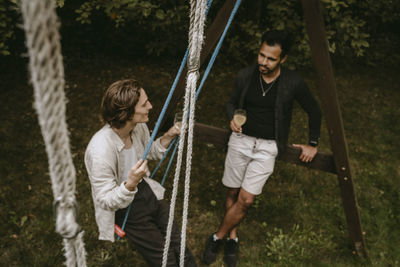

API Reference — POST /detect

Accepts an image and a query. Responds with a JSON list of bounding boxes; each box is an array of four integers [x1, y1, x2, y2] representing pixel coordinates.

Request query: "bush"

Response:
[[2, 0, 399, 67], [0, 0, 18, 56], [70, 0, 395, 67]]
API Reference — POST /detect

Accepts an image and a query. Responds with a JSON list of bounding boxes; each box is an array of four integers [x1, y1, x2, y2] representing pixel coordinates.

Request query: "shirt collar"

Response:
[[105, 124, 126, 152]]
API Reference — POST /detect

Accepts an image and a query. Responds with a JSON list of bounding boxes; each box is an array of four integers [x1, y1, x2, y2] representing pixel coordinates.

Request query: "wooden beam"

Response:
[[301, 0, 368, 257], [149, 0, 243, 130], [193, 123, 336, 174]]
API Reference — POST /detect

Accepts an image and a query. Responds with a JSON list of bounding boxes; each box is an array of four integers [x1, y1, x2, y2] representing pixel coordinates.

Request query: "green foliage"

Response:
[[265, 224, 337, 265], [321, 0, 370, 57], [223, 0, 373, 67], [2, 0, 399, 63], [74, 0, 189, 56], [68, 0, 391, 67], [56, 0, 65, 8], [0, 0, 18, 56]]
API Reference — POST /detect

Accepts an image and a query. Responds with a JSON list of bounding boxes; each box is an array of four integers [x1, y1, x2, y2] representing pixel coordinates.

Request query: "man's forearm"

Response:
[[160, 134, 175, 148]]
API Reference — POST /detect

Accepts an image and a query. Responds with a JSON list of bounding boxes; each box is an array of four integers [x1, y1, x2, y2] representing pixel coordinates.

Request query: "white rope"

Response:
[[180, 0, 207, 265], [20, 0, 87, 266], [161, 0, 208, 266]]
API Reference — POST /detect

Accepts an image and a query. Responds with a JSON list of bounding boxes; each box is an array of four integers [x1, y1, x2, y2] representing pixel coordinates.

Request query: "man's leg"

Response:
[[115, 180, 190, 267], [203, 188, 254, 265], [216, 188, 255, 239], [156, 200, 197, 267], [117, 203, 196, 267], [203, 134, 253, 265], [123, 222, 178, 267], [223, 188, 240, 239], [219, 141, 277, 238]]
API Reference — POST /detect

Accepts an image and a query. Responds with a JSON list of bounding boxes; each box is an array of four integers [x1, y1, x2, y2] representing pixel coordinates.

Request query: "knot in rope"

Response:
[[186, 68, 200, 77], [21, 0, 87, 265], [187, 54, 201, 73], [53, 196, 82, 239], [162, 1, 208, 266]]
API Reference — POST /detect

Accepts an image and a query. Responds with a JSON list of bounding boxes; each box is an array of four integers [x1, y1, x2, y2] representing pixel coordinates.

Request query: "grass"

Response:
[[0, 55, 399, 266]]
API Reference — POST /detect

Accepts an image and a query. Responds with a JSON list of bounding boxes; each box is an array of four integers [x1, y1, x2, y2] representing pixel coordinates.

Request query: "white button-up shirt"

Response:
[[84, 123, 166, 242]]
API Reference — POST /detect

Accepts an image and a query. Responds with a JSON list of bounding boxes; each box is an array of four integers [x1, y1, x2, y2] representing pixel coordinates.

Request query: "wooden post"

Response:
[[149, 0, 244, 129], [301, 0, 368, 257]]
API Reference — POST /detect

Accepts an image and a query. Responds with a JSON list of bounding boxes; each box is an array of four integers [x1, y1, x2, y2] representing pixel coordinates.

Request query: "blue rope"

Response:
[[180, 0, 243, 130], [118, 0, 243, 240], [118, 0, 215, 240], [150, 0, 243, 202], [141, 0, 214, 161], [149, 137, 177, 179], [161, 137, 180, 186], [196, 0, 242, 100]]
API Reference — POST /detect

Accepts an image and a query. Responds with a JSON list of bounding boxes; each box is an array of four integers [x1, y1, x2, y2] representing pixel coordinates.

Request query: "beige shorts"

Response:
[[222, 133, 278, 195]]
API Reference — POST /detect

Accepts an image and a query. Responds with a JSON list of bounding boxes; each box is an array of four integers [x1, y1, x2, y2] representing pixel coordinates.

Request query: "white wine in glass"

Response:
[[233, 109, 246, 133], [174, 111, 183, 129]]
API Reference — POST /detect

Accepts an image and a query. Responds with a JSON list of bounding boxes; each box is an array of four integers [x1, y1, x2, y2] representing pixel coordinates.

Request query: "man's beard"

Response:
[[258, 62, 280, 75]]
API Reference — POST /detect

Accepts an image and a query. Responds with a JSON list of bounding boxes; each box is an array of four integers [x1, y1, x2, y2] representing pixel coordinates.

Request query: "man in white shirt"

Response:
[[85, 79, 197, 266]]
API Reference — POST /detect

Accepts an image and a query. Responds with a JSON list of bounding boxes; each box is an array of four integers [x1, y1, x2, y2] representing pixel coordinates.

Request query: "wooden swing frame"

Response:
[[149, 0, 368, 258]]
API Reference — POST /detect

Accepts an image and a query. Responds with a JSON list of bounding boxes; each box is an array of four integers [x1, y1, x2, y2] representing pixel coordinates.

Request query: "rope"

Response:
[[141, 0, 213, 161], [149, 137, 178, 180], [150, 0, 242, 186], [160, 0, 242, 264], [20, 0, 86, 266], [180, 0, 208, 264], [118, 0, 214, 240], [196, 0, 243, 99], [160, 137, 180, 186], [162, 0, 208, 266]]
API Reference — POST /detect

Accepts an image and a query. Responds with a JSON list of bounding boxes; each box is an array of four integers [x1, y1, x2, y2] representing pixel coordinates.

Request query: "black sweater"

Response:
[[242, 73, 279, 139], [226, 64, 322, 155]]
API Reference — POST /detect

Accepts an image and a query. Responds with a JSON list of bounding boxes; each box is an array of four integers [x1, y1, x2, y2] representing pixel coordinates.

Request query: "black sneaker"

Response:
[[223, 239, 238, 267], [202, 234, 223, 265]]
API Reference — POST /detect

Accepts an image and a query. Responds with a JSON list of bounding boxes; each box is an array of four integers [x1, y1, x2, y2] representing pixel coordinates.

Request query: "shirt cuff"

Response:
[[122, 182, 138, 196], [154, 137, 167, 153]]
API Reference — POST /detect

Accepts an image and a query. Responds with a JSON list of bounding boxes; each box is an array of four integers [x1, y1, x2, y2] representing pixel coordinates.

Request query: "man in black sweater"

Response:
[[202, 30, 322, 266]]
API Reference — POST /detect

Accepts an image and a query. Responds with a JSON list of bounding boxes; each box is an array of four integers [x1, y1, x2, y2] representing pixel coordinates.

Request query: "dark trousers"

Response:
[[115, 180, 197, 267]]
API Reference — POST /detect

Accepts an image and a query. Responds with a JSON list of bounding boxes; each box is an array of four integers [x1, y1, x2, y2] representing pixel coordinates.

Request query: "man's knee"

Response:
[[237, 188, 256, 208], [237, 193, 255, 209], [226, 188, 240, 199]]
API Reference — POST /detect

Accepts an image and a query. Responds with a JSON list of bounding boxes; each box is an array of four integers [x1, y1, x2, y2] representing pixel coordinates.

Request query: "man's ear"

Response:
[[280, 55, 288, 64]]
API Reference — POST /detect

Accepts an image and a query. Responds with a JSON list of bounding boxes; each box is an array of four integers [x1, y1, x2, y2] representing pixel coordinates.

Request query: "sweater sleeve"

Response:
[[85, 153, 137, 212], [294, 80, 322, 145], [138, 123, 166, 161]]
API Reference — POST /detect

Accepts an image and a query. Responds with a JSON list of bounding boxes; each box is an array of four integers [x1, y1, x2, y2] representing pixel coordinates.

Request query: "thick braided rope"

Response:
[[180, 0, 207, 264], [63, 231, 87, 267], [20, 0, 86, 266], [161, 68, 191, 267], [161, 0, 207, 266]]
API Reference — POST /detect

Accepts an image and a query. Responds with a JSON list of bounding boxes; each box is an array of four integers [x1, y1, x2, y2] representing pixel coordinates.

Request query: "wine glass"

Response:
[[174, 111, 183, 130], [233, 109, 246, 136]]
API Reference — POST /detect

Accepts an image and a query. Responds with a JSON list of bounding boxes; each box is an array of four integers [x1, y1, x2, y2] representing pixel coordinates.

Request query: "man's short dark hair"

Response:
[[261, 30, 292, 58], [101, 79, 141, 129]]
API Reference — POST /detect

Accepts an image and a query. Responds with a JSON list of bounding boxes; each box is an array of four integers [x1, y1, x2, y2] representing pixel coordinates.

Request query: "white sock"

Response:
[[213, 234, 219, 242], [227, 237, 238, 242]]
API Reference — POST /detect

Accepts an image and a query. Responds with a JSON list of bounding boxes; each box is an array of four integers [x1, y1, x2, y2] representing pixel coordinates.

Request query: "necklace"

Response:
[[259, 74, 277, 96]]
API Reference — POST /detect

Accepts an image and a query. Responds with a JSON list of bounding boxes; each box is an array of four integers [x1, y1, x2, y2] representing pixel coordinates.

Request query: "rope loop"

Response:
[[186, 68, 200, 76], [53, 196, 83, 239]]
